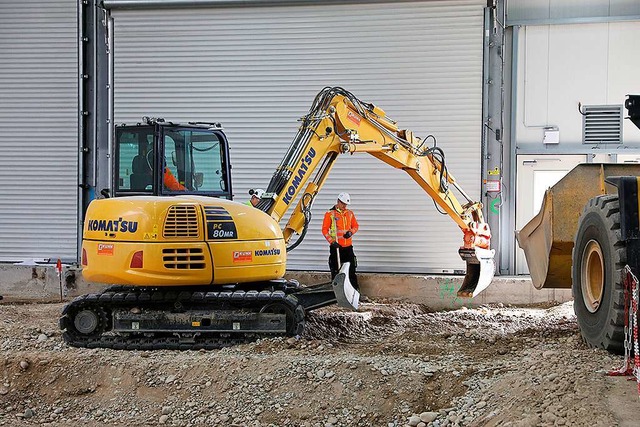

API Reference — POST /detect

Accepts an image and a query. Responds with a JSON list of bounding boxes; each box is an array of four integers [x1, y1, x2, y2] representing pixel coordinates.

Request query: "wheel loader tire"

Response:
[[571, 195, 626, 354]]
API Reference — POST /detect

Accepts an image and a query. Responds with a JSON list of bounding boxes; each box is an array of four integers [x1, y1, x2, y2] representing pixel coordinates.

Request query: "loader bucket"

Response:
[[457, 247, 496, 297], [516, 163, 640, 289], [332, 262, 360, 310]]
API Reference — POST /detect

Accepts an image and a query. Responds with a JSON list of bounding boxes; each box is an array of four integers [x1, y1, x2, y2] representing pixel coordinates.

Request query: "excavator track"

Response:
[[59, 286, 306, 350]]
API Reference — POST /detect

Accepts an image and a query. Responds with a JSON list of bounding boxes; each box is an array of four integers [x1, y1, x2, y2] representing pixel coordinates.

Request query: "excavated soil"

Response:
[[1, 299, 639, 426]]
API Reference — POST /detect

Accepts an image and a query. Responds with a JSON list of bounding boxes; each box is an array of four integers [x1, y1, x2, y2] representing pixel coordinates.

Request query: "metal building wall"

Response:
[[0, 0, 78, 261], [508, 0, 640, 22], [506, 1, 640, 274], [110, 0, 486, 273], [514, 21, 640, 149]]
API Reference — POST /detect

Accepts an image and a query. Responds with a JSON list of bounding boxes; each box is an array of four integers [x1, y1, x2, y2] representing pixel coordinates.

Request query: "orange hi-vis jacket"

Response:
[[322, 206, 359, 247], [164, 167, 186, 191]]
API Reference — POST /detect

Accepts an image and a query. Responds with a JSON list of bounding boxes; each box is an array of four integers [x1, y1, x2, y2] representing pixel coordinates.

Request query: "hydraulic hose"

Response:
[[285, 192, 314, 252]]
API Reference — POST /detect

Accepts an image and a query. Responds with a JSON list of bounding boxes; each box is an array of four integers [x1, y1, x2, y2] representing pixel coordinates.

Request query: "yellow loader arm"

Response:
[[256, 87, 495, 297]]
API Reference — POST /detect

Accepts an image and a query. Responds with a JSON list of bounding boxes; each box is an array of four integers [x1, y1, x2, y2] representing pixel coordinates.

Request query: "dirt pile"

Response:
[[0, 301, 639, 426]]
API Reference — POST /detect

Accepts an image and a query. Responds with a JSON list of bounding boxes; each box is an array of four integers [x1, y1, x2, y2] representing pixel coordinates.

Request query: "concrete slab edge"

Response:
[[0, 264, 572, 311]]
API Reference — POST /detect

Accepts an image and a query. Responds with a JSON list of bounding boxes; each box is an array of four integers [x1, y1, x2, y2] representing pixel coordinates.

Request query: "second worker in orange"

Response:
[[322, 192, 359, 290]]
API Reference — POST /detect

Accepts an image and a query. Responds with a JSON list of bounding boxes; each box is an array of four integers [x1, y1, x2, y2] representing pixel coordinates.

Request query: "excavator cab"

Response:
[[113, 118, 232, 198]]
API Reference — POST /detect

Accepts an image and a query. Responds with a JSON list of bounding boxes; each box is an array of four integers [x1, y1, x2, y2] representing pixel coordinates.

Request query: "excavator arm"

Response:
[[257, 87, 495, 297]]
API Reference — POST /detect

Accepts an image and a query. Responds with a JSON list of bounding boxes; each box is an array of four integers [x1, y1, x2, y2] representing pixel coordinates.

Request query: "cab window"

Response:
[[162, 129, 226, 193], [116, 127, 154, 193]]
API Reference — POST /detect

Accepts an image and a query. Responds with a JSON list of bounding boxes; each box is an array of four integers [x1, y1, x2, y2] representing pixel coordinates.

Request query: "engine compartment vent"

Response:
[[163, 247, 206, 269], [582, 104, 623, 144], [164, 205, 199, 238]]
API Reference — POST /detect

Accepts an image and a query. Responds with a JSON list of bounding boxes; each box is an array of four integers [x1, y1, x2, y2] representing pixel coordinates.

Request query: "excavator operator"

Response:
[[134, 141, 186, 192], [322, 192, 359, 290], [163, 165, 186, 191]]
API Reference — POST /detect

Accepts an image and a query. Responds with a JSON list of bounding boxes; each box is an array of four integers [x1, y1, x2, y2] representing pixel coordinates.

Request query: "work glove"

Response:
[[330, 241, 340, 249], [343, 231, 353, 239]]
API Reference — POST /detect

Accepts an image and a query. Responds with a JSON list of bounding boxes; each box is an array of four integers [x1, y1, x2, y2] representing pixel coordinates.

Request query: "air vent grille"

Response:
[[163, 205, 199, 238], [583, 104, 623, 144], [162, 248, 206, 269]]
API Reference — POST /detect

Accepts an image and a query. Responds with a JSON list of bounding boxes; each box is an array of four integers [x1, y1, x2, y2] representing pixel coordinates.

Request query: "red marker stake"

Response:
[[56, 259, 63, 302]]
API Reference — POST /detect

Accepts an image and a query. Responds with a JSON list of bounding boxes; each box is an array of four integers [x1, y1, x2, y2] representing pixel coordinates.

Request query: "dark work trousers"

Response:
[[328, 245, 359, 290]]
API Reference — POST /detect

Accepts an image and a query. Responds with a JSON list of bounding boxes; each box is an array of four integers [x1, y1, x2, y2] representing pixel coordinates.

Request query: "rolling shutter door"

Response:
[[111, 0, 485, 273], [0, 0, 78, 261]]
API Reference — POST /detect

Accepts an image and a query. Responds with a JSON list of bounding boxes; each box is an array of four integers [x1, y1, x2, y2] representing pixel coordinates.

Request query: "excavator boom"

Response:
[[257, 87, 495, 297]]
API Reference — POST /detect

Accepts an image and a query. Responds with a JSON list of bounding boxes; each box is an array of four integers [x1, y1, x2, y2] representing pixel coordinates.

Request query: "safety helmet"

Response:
[[249, 188, 265, 199], [337, 192, 351, 205]]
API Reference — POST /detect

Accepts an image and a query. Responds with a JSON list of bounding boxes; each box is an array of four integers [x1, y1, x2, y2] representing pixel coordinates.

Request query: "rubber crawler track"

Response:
[[59, 287, 306, 350]]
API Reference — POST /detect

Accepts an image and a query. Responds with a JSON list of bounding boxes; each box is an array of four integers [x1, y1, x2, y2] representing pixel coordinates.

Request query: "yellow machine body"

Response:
[[82, 195, 286, 286], [516, 163, 640, 289], [515, 96, 640, 354]]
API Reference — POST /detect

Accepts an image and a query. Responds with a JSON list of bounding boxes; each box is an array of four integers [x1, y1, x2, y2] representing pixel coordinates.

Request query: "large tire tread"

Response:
[[572, 195, 626, 354]]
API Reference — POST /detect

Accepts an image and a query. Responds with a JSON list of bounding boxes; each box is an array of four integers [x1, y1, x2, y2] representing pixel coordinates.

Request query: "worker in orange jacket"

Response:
[[322, 192, 359, 289], [164, 167, 186, 191]]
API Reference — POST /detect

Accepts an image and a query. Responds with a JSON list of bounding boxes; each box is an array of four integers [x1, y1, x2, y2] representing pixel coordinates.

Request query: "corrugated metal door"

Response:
[[0, 0, 78, 261], [111, 0, 485, 273]]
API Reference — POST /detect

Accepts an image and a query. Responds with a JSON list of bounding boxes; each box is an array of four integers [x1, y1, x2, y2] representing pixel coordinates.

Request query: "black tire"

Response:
[[571, 195, 626, 353]]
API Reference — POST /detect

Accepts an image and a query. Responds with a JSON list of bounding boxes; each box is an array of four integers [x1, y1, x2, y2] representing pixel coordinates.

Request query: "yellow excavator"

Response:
[[60, 87, 494, 350]]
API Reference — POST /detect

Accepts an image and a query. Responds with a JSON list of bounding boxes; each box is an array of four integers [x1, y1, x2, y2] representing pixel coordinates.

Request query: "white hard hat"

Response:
[[250, 188, 265, 199], [337, 192, 351, 205]]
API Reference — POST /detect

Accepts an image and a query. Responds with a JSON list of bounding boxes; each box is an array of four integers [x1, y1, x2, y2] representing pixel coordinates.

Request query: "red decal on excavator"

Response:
[[233, 251, 252, 263], [97, 243, 114, 256], [347, 110, 361, 126]]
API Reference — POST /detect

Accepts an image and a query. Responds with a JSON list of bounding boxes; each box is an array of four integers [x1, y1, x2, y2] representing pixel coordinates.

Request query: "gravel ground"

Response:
[[1, 299, 639, 426]]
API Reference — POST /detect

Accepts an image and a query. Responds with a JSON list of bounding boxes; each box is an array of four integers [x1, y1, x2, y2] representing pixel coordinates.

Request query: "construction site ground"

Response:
[[1, 299, 639, 427]]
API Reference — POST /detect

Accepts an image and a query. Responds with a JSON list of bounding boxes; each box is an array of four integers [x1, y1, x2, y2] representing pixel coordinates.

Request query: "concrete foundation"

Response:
[[287, 271, 572, 309], [0, 264, 571, 310]]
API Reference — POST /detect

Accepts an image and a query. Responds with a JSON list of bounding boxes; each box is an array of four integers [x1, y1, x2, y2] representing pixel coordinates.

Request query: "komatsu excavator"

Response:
[[60, 87, 494, 350]]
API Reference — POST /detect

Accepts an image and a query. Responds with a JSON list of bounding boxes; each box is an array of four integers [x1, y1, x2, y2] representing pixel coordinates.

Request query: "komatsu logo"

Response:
[[282, 147, 316, 205], [254, 249, 281, 257], [87, 218, 138, 233]]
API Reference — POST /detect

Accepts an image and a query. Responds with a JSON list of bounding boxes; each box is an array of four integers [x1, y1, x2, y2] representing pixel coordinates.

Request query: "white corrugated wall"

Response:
[[0, 0, 78, 261], [111, 0, 485, 273]]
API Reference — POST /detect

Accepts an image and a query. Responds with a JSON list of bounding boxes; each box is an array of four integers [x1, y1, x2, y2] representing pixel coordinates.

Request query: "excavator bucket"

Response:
[[332, 262, 360, 310], [457, 247, 496, 297]]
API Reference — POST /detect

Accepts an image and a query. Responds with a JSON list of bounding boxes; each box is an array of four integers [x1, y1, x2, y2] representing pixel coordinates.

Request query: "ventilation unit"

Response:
[[582, 104, 623, 144], [163, 205, 199, 238]]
